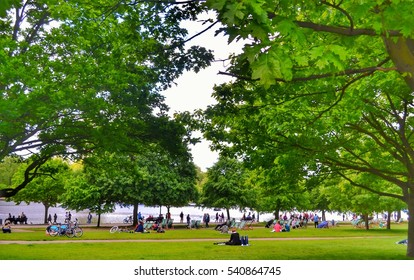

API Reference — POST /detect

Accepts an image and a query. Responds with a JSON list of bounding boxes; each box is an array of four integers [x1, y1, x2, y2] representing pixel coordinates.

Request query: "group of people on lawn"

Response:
[[133, 212, 167, 233]]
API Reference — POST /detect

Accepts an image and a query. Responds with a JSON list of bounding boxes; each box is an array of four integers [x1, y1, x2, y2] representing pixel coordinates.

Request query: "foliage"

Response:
[[0, 0, 213, 197], [0, 155, 21, 188], [8, 157, 70, 223], [201, 0, 414, 257], [200, 156, 256, 218], [62, 147, 199, 226]]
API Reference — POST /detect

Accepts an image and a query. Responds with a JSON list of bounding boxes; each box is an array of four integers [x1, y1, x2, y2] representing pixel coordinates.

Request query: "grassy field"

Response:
[[0, 222, 411, 260]]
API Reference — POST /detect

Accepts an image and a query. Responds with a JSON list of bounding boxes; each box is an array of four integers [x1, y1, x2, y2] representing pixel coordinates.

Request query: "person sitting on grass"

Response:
[[272, 221, 283, 232], [317, 220, 329, 229], [214, 229, 242, 246], [226, 229, 242, 245], [134, 221, 149, 233], [282, 223, 290, 232], [2, 221, 11, 233], [265, 219, 274, 228], [215, 219, 230, 231]]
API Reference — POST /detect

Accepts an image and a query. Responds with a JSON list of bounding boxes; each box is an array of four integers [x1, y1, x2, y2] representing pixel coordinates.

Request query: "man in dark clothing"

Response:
[[214, 229, 242, 246], [225, 230, 242, 245]]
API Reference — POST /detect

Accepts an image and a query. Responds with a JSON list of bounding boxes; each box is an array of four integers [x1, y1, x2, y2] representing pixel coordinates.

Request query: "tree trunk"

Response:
[[387, 210, 391, 230], [226, 207, 230, 220], [274, 209, 280, 220], [132, 202, 138, 226], [384, 37, 414, 91], [43, 204, 49, 224], [97, 212, 101, 227], [406, 197, 414, 258], [321, 210, 326, 221], [363, 213, 369, 230]]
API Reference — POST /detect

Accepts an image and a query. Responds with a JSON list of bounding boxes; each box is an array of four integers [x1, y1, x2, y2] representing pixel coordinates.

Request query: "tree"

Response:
[[201, 0, 414, 257], [0, 0, 213, 197], [61, 156, 118, 227], [142, 150, 199, 214], [200, 156, 255, 219], [8, 157, 69, 224]]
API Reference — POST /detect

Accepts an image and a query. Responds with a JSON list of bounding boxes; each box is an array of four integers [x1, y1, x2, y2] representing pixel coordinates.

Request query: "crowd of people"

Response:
[[5, 212, 28, 225]]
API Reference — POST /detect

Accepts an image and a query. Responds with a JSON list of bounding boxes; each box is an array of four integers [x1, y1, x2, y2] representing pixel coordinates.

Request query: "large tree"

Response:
[[0, 0, 213, 197], [200, 0, 414, 257], [200, 156, 256, 220], [9, 157, 70, 224]]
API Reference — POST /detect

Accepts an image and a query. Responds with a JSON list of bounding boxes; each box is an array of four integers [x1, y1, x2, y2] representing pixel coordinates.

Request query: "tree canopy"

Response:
[[198, 0, 414, 257], [200, 156, 256, 219], [0, 0, 213, 197]]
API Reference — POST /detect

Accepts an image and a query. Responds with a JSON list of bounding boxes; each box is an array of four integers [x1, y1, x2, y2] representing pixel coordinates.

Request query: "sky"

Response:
[[163, 17, 243, 171]]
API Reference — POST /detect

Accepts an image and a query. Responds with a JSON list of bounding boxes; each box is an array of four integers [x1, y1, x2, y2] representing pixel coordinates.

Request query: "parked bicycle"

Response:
[[46, 223, 74, 237], [71, 218, 83, 237], [46, 219, 83, 238], [123, 215, 133, 224], [110, 225, 133, 233]]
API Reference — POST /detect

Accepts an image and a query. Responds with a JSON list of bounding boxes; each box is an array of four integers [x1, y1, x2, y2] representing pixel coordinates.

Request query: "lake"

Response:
[[0, 199, 275, 225]]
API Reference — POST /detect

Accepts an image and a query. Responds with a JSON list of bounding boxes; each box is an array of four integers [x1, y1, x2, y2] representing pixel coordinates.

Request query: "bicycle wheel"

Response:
[[74, 227, 83, 237], [65, 228, 75, 238], [49, 226, 59, 237], [110, 226, 119, 233]]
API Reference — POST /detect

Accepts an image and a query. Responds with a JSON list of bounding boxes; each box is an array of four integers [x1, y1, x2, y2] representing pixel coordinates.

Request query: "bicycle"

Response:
[[109, 225, 133, 233], [123, 215, 133, 224], [47, 223, 74, 238], [46, 219, 83, 238], [70, 218, 83, 237]]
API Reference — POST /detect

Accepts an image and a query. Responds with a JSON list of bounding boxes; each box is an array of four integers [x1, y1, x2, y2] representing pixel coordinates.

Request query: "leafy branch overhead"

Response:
[[208, 0, 414, 89], [0, 0, 213, 197], [199, 0, 414, 258]]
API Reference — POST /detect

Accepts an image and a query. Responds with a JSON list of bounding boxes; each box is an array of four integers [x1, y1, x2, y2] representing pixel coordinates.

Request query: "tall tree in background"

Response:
[[63, 143, 198, 227], [142, 149, 199, 216], [0, 0, 213, 197], [200, 157, 256, 219], [202, 0, 414, 257]]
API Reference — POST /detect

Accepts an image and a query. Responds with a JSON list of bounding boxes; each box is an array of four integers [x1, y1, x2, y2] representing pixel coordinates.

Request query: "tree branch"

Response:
[[320, 0, 354, 31], [338, 172, 404, 201], [218, 58, 395, 83], [267, 13, 401, 37]]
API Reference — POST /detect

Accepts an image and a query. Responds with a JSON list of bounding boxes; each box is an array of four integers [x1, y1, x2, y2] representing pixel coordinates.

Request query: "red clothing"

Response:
[[273, 223, 282, 232]]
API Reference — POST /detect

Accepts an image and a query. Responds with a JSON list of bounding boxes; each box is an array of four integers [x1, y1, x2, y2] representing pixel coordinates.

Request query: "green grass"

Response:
[[0, 223, 410, 260]]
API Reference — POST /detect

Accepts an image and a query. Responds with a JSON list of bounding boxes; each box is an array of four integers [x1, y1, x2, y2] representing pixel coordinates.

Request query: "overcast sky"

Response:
[[163, 16, 243, 171]]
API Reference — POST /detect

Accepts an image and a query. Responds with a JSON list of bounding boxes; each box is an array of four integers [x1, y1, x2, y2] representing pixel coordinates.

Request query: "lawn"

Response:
[[0, 222, 410, 260]]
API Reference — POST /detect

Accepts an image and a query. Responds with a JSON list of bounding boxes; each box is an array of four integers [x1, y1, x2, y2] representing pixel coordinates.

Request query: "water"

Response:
[[3, 199, 397, 226], [0, 199, 274, 225]]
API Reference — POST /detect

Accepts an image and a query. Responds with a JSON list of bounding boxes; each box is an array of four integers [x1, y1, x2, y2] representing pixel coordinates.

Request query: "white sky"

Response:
[[163, 17, 243, 171]]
